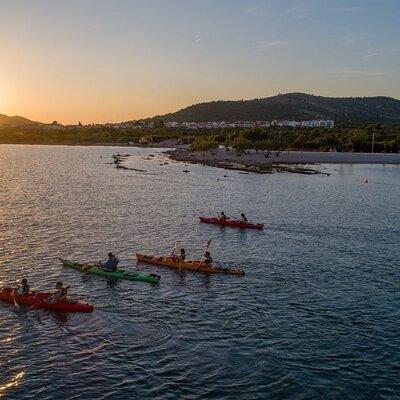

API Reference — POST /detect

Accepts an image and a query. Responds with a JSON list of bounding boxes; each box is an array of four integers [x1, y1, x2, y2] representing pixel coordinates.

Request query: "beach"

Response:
[[167, 148, 400, 174]]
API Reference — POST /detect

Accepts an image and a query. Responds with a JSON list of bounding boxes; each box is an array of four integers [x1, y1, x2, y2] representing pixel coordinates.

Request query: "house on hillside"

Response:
[[41, 121, 66, 130]]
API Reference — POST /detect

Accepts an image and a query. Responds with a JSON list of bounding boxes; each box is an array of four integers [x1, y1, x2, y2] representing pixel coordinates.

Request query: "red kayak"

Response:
[[199, 216, 264, 230], [0, 288, 93, 313]]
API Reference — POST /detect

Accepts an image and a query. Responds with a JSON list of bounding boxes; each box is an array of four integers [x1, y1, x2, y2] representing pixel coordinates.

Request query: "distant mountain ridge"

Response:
[[150, 93, 400, 124], [0, 113, 38, 127]]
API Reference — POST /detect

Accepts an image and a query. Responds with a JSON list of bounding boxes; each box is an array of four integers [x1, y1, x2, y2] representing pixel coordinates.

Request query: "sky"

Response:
[[0, 0, 399, 124]]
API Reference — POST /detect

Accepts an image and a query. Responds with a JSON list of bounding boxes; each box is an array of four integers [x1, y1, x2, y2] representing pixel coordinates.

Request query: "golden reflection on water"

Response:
[[0, 371, 25, 397]]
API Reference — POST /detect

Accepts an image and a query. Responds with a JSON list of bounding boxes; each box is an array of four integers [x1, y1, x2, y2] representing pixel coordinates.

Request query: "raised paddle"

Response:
[[199, 239, 212, 269], [170, 243, 183, 272], [113, 249, 127, 256], [171, 243, 178, 257]]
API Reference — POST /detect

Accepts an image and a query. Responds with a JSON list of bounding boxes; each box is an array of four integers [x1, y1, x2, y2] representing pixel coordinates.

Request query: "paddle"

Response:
[[12, 290, 21, 311], [170, 243, 183, 272], [28, 295, 52, 312], [113, 249, 127, 256], [28, 286, 70, 312], [11, 278, 21, 311], [200, 239, 212, 268], [170, 243, 178, 258]]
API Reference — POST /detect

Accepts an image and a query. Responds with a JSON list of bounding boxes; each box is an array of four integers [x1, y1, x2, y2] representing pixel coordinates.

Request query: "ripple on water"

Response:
[[0, 146, 399, 399]]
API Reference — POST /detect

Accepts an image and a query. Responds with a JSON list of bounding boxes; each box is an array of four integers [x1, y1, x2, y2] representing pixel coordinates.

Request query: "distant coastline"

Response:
[[0, 141, 168, 148], [2, 142, 400, 175], [166, 148, 400, 174]]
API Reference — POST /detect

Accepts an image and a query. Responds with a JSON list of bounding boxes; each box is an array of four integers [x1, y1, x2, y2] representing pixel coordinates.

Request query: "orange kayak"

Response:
[[136, 253, 245, 276]]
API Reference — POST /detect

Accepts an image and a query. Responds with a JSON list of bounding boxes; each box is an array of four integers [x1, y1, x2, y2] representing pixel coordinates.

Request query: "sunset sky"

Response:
[[1, 0, 399, 124]]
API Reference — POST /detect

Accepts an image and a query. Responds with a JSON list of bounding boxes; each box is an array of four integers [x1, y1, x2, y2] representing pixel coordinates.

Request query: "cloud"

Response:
[[244, 5, 272, 17], [335, 69, 387, 77], [256, 40, 285, 51], [336, 6, 366, 12], [289, 3, 312, 19], [363, 52, 380, 58]]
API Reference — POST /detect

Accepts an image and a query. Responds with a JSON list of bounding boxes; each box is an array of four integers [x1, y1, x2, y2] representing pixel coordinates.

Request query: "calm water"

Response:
[[0, 145, 399, 400]]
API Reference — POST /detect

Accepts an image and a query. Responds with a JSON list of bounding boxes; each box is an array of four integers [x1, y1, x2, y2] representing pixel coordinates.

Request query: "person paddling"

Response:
[[218, 212, 227, 220], [100, 252, 119, 272], [53, 282, 70, 303], [178, 248, 186, 262], [16, 278, 30, 295], [240, 213, 248, 222], [202, 251, 213, 268]]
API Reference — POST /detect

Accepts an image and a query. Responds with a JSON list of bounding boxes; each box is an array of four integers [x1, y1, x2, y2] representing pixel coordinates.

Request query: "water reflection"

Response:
[[0, 371, 25, 398]]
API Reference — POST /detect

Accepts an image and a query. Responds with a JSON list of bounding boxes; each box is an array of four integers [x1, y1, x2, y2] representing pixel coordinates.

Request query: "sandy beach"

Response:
[[167, 148, 400, 174]]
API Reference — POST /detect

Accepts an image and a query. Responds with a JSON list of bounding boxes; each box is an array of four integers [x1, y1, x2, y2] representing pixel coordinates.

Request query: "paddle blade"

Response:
[[13, 297, 21, 311]]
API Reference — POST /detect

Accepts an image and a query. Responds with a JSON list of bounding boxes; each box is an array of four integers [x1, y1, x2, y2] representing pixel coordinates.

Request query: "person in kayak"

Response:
[[218, 212, 227, 220], [178, 248, 186, 262], [100, 252, 119, 272], [171, 248, 185, 263], [53, 282, 70, 303], [202, 251, 213, 268], [16, 278, 30, 295], [240, 213, 248, 222]]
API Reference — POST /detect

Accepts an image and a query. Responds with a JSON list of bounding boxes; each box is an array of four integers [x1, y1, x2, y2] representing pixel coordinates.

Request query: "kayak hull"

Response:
[[0, 288, 93, 313], [136, 253, 245, 276], [60, 258, 160, 284], [199, 216, 263, 230]]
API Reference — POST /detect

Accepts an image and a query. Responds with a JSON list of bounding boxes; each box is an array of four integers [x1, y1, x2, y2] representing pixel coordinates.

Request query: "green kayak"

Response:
[[59, 258, 160, 284]]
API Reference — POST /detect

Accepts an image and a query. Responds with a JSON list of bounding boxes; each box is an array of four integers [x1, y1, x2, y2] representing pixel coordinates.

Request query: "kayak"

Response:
[[0, 287, 93, 313], [136, 253, 245, 276], [199, 216, 264, 230], [60, 258, 160, 284]]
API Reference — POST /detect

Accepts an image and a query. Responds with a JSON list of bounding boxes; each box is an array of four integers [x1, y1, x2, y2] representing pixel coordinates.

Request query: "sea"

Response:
[[0, 145, 399, 399]]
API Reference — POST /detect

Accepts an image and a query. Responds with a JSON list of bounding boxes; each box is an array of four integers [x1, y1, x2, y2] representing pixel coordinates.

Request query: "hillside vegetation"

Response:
[[150, 93, 400, 124], [0, 123, 399, 153], [0, 113, 38, 127]]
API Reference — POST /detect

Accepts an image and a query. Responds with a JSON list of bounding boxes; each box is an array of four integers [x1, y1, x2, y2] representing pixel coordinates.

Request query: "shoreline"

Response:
[[1, 140, 400, 163], [166, 148, 400, 175], [0, 141, 174, 148]]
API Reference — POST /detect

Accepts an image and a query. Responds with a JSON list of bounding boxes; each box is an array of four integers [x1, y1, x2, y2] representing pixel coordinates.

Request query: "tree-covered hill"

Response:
[[150, 93, 400, 124], [0, 113, 38, 127]]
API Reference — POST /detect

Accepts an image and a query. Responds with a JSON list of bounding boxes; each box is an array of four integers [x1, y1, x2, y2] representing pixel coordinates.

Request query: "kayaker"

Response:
[[16, 278, 30, 295], [202, 251, 213, 268], [240, 213, 248, 222], [53, 282, 70, 302], [218, 212, 227, 220], [101, 252, 119, 272], [178, 248, 186, 262]]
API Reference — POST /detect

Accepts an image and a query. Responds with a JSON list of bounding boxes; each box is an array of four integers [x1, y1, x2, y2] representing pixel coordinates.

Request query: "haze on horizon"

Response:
[[1, 0, 399, 125]]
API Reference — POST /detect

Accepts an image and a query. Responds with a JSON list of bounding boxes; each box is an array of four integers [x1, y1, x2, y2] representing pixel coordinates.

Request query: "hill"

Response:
[[150, 93, 400, 124], [0, 113, 38, 127]]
